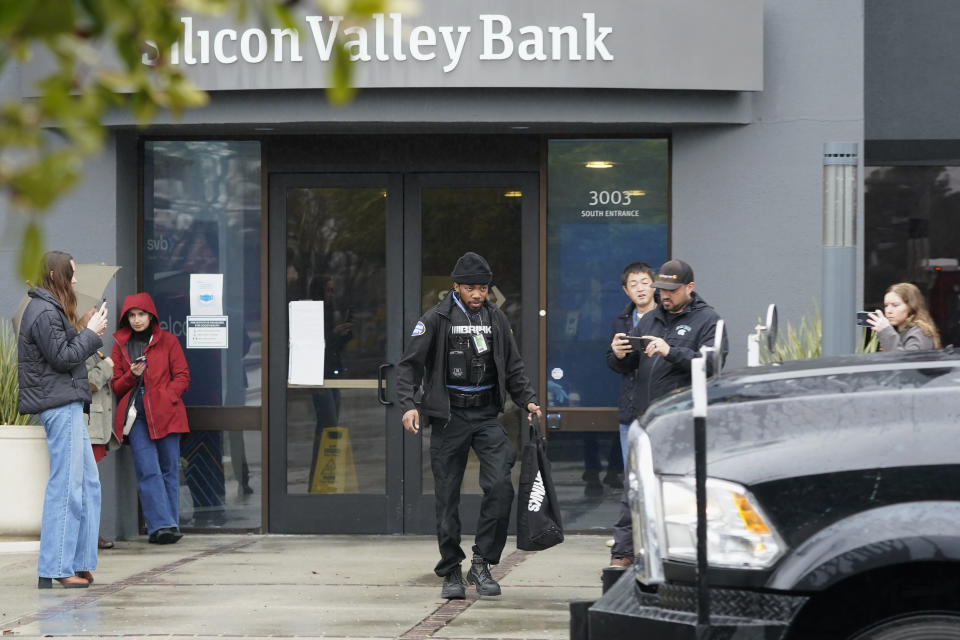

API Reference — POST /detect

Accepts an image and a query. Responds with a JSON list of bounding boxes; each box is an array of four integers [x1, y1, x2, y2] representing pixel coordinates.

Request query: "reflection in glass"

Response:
[[179, 430, 261, 529], [143, 140, 262, 531], [284, 187, 387, 494], [546, 139, 669, 532], [419, 187, 523, 495], [286, 389, 386, 494], [421, 188, 523, 333], [546, 139, 669, 409], [143, 140, 262, 407], [865, 166, 960, 345]]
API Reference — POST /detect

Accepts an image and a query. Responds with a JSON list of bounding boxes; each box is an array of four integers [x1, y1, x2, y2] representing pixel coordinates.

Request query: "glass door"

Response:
[[268, 173, 404, 533], [268, 171, 538, 534], [401, 173, 540, 534]]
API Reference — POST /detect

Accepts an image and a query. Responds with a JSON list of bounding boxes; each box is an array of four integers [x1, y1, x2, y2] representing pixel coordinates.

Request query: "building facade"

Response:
[[1, 0, 869, 537]]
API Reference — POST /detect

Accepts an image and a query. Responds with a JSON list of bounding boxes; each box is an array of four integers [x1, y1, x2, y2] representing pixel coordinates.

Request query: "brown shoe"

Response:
[[75, 571, 94, 584], [609, 556, 633, 568], [98, 536, 114, 549]]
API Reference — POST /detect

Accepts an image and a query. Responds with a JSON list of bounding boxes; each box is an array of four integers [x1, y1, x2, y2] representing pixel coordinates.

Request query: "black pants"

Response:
[[611, 477, 633, 558], [431, 404, 517, 578]]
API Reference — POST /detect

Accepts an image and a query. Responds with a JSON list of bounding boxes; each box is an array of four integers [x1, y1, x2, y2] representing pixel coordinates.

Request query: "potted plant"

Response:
[[0, 317, 48, 545]]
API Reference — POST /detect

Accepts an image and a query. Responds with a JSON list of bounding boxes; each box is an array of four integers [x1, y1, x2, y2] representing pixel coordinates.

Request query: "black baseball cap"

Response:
[[652, 259, 694, 290]]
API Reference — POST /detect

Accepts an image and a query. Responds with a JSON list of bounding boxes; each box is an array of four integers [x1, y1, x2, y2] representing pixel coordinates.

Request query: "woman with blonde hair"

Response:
[[867, 282, 941, 351]]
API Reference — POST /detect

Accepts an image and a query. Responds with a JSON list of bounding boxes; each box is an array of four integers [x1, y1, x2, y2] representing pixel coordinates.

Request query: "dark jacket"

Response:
[[110, 292, 190, 440], [17, 287, 103, 414], [609, 291, 726, 419], [396, 291, 537, 424], [607, 301, 647, 424]]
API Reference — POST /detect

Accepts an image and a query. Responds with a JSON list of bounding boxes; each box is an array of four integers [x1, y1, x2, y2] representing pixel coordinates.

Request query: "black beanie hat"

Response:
[[450, 252, 493, 284]]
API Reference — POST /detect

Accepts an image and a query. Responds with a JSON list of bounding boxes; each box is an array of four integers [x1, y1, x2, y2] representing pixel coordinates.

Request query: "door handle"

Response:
[[378, 363, 394, 405]]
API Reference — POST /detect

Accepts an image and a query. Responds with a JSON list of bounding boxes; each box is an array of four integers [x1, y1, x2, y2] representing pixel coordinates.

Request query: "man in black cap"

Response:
[[606, 258, 726, 568], [397, 251, 541, 600]]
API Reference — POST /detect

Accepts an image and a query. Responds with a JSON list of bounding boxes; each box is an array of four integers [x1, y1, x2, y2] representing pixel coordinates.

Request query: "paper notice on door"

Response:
[[190, 274, 224, 315], [288, 300, 325, 385]]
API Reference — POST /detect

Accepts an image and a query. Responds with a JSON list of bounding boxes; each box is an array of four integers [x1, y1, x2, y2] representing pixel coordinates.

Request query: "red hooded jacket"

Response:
[[110, 292, 190, 441]]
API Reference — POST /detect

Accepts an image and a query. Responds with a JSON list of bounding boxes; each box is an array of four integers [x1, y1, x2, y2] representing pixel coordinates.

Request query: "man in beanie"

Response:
[[607, 258, 726, 569], [397, 251, 541, 600]]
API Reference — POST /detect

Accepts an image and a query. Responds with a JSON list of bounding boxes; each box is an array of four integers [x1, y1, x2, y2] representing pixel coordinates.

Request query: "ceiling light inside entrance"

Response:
[[585, 161, 614, 169], [504, 191, 523, 198]]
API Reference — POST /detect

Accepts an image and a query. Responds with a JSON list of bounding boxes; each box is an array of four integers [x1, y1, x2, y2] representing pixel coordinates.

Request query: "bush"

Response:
[[0, 319, 32, 425], [762, 305, 878, 363]]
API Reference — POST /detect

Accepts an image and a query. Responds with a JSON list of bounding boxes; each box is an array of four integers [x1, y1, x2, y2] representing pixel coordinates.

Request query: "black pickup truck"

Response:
[[579, 349, 960, 640]]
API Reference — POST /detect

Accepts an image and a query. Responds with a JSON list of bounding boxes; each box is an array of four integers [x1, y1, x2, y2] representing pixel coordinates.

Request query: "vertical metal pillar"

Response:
[[821, 142, 859, 356]]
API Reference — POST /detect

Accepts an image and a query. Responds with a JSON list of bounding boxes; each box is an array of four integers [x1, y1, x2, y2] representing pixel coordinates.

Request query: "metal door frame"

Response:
[[401, 172, 540, 534], [267, 172, 404, 533]]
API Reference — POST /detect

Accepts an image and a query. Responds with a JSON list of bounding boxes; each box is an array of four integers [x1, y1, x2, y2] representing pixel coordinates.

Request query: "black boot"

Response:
[[441, 565, 465, 599], [467, 553, 501, 596]]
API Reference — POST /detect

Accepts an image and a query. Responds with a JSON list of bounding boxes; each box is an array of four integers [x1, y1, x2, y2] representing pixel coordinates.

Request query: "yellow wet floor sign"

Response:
[[310, 427, 358, 493]]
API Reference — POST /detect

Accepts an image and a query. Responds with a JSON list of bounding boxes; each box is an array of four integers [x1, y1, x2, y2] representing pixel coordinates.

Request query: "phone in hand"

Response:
[[856, 311, 871, 327], [134, 355, 147, 364], [627, 336, 652, 351]]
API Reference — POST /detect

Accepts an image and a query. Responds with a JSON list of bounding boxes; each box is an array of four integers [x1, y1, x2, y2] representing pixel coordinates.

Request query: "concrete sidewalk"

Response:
[[0, 534, 605, 639]]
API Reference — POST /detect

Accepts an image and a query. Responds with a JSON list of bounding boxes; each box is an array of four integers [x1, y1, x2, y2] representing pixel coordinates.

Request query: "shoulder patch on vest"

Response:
[[411, 321, 426, 336]]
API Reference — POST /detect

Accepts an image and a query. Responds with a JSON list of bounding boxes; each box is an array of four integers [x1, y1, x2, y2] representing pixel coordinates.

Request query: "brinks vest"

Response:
[[446, 304, 496, 388]]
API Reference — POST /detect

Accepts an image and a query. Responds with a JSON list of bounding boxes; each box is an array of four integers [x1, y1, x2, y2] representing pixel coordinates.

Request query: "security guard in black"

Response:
[[397, 251, 541, 599]]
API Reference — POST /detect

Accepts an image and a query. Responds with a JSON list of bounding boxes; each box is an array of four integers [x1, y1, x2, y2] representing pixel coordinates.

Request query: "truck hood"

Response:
[[642, 351, 960, 487]]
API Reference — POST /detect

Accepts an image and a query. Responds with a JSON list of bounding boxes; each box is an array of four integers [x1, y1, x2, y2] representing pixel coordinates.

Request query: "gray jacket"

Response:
[[17, 287, 102, 414], [878, 324, 935, 352]]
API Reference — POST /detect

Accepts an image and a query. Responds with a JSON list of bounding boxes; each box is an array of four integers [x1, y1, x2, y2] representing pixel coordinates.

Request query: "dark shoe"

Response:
[[584, 479, 604, 497], [610, 556, 633, 568], [467, 553, 501, 596], [98, 536, 114, 549], [441, 565, 465, 599], [149, 528, 184, 544], [582, 469, 604, 496], [603, 471, 623, 488], [38, 576, 89, 589], [75, 571, 94, 584]]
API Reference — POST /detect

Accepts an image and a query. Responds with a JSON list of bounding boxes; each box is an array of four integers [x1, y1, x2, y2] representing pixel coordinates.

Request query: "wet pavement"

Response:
[[0, 534, 605, 639]]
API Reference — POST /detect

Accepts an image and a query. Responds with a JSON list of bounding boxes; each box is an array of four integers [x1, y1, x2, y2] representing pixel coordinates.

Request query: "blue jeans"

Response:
[[619, 423, 631, 469], [38, 402, 101, 578], [128, 413, 181, 534]]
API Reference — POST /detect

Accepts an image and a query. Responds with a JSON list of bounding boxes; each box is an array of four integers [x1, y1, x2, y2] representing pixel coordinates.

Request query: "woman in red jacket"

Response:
[[110, 293, 190, 544]]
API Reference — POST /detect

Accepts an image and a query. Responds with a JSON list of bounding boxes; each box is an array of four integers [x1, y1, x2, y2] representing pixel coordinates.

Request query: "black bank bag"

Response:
[[516, 416, 564, 551]]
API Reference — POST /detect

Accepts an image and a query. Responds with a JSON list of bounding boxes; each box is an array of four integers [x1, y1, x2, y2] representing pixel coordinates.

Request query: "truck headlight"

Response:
[[661, 477, 784, 568]]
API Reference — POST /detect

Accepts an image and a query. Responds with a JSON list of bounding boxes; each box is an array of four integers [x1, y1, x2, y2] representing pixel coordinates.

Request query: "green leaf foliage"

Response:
[[17, 223, 44, 287], [0, 318, 33, 426], [3, 0, 395, 280], [761, 303, 879, 363]]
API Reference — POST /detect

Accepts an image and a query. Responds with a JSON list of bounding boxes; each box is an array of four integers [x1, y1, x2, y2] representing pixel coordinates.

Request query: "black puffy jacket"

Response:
[[17, 287, 102, 415]]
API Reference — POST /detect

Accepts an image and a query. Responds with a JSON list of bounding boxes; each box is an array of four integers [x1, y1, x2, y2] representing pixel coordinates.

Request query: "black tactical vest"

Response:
[[446, 304, 496, 388]]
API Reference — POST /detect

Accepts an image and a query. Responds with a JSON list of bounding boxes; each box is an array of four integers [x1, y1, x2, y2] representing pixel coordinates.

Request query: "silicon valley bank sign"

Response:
[[141, 0, 763, 92], [144, 14, 614, 73]]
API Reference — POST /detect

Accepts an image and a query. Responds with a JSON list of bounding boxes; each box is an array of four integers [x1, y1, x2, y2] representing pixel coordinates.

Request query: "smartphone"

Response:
[[856, 311, 871, 327], [627, 336, 652, 351], [134, 355, 147, 363]]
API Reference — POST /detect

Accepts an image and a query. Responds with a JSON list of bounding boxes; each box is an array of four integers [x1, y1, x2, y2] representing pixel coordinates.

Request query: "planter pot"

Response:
[[0, 424, 49, 538]]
